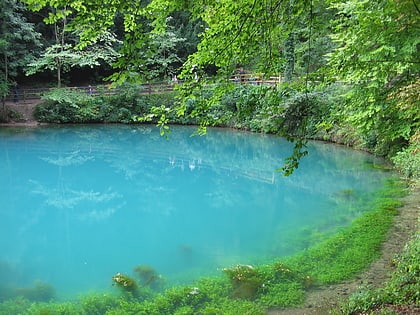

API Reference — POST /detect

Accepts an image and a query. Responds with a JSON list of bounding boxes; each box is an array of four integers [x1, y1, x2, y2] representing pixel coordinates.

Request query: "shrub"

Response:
[[34, 85, 177, 124], [392, 131, 420, 180]]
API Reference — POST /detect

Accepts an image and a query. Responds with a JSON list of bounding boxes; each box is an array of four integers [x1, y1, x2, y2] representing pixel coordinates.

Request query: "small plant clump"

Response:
[[133, 265, 164, 290], [223, 264, 266, 299], [112, 272, 138, 295], [272, 262, 314, 288]]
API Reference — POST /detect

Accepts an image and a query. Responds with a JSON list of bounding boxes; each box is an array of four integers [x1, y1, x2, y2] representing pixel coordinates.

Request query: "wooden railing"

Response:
[[4, 76, 281, 103], [4, 82, 177, 103]]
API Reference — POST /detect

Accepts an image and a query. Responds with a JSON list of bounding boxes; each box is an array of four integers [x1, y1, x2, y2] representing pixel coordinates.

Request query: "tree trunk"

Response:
[[57, 58, 61, 88], [283, 0, 296, 83], [284, 32, 295, 82], [2, 52, 9, 121]]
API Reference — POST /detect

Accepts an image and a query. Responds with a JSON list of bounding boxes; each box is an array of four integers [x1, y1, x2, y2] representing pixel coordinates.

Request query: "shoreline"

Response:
[[267, 184, 419, 315]]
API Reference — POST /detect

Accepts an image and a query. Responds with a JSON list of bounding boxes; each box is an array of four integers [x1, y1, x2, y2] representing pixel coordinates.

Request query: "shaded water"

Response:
[[0, 125, 391, 299]]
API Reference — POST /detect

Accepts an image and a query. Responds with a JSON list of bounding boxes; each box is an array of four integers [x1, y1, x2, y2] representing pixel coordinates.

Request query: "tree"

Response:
[[327, 0, 420, 156], [144, 18, 186, 81], [24, 4, 121, 87], [26, 31, 121, 87], [21, 0, 311, 81], [20, 0, 323, 174], [20, 0, 419, 175], [0, 0, 41, 119]]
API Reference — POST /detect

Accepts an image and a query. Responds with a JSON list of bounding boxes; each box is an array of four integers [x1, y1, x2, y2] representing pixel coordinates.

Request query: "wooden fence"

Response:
[[4, 76, 281, 104], [4, 82, 177, 103]]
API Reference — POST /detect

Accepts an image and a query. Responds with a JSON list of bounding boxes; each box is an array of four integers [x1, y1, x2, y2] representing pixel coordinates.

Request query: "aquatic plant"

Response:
[[335, 188, 355, 200], [272, 262, 298, 282], [222, 264, 266, 299], [133, 265, 163, 289], [112, 272, 138, 295], [14, 281, 55, 302], [25, 301, 81, 315], [80, 293, 122, 314], [0, 297, 32, 314], [283, 179, 406, 285], [272, 262, 314, 288], [256, 282, 305, 308]]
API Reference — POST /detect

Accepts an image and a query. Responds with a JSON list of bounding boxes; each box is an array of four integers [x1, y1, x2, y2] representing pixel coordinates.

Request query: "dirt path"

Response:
[[0, 100, 42, 126], [267, 184, 419, 315]]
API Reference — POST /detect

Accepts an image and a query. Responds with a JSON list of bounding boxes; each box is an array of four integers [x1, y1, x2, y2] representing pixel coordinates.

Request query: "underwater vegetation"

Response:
[[112, 272, 139, 296], [334, 188, 356, 200], [272, 262, 314, 288], [0, 178, 408, 314], [223, 264, 265, 299], [111, 265, 164, 300], [0, 280, 55, 303], [133, 265, 164, 290]]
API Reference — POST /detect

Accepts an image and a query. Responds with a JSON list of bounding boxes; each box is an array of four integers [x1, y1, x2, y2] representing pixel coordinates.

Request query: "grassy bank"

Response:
[[333, 183, 419, 315], [334, 234, 419, 315]]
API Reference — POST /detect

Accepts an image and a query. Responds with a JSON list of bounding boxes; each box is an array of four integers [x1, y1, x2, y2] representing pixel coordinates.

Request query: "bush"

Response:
[[392, 131, 420, 180], [34, 85, 177, 124]]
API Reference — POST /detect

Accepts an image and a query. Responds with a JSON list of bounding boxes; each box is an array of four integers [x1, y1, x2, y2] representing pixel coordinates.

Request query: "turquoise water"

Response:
[[0, 125, 390, 299]]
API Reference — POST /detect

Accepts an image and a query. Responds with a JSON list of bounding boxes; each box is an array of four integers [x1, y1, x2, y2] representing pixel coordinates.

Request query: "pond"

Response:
[[0, 125, 391, 299]]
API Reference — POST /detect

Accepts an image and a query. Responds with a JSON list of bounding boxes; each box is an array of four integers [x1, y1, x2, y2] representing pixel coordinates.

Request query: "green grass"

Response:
[[334, 233, 419, 315], [0, 178, 408, 315], [283, 193, 404, 285]]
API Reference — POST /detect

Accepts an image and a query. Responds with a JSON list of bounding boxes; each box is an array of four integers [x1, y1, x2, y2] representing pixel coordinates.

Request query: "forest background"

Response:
[[1, 0, 419, 179]]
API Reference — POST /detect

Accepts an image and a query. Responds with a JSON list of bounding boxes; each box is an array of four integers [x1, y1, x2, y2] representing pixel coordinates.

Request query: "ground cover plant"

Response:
[[334, 233, 419, 315], [0, 178, 408, 314]]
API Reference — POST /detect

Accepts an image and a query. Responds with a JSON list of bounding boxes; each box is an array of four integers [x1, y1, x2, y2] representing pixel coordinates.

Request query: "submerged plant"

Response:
[[133, 265, 163, 290], [14, 281, 55, 302], [272, 262, 314, 288], [0, 179, 406, 313], [112, 272, 138, 295], [223, 265, 266, 300], [335, 189, 355, 199]]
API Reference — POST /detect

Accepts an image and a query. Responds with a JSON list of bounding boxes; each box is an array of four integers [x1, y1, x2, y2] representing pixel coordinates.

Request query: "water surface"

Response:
[[0, 125, 391, 299]]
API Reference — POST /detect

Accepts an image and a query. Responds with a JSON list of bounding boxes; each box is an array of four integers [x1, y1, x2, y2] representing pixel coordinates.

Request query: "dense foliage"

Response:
[[34, 85, 177, 124]]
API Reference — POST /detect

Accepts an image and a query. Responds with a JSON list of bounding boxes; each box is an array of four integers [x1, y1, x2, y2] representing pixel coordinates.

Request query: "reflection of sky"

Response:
[[0, 125, 393, 298]]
